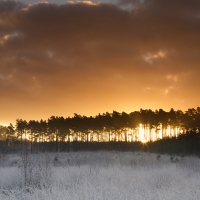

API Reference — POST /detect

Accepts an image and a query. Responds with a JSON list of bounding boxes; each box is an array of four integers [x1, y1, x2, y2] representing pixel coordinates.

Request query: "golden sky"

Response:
[[0, 0, 200, 125]]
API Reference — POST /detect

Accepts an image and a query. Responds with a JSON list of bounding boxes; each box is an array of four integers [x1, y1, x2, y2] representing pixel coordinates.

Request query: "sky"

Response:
[[0, 0, 200, 126]]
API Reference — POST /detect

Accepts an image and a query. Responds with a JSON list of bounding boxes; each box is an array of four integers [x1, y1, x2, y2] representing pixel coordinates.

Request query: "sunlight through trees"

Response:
[[1, 107, 200, 153]]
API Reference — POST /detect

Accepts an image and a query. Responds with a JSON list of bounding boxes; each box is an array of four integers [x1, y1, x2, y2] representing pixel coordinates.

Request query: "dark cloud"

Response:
[[0, 0, 200, 124]]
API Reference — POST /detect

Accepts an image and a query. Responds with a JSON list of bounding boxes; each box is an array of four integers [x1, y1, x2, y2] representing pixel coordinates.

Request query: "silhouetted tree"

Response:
[[16, 119, 28, 149]]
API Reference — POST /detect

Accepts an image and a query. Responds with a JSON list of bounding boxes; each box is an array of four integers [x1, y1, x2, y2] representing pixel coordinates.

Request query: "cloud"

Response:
[[67, 0, 99, 5], [0, 0, 200, 123], [143, 51, 167, 64]]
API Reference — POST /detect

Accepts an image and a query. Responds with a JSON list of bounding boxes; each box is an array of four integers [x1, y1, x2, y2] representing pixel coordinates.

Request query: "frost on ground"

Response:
[[0, 151, 200, 200]]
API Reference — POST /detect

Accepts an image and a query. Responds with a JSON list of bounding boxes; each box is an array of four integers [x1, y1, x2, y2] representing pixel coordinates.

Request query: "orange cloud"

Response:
[[0, 0, 200, 124]]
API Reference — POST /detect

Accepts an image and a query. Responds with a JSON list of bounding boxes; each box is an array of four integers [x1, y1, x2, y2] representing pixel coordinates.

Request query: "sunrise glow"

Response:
[[0, 0, 199, 132]]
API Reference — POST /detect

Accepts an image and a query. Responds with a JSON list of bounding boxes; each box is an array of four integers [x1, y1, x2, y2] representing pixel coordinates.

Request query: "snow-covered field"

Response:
[[0, 151, 200, 200]]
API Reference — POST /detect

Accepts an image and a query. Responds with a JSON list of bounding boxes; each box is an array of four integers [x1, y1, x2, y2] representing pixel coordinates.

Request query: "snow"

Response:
[[0, 151, 200, 199]]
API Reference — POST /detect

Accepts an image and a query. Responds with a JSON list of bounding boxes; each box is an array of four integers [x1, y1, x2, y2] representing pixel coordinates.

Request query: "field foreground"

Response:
[[0, 151, 200, 200]]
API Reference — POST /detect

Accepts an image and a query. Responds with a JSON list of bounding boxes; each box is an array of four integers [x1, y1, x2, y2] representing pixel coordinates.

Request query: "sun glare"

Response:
[[139, 123, 147, 143]]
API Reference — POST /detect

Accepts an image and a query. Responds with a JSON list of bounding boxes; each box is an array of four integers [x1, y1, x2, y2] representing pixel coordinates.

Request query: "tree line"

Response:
[[1, 107, 200, 154]]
